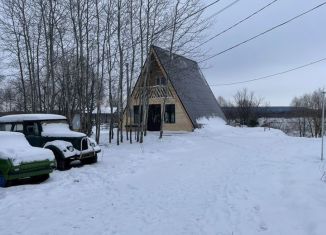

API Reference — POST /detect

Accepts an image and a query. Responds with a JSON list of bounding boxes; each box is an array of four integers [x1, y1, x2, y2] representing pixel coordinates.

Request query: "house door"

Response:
[[147, 104, 161, 131]]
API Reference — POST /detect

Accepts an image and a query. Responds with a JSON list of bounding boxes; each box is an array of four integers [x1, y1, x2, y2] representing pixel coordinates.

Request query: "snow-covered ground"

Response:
[[1, 119, 325, 235]]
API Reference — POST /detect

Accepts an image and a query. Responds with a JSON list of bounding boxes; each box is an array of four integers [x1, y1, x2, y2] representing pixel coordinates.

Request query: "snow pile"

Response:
[[196, 117, 228, 133], [1, 119, 326, 235], [197, 117, 287, 138], [42, 123, 86, 138], [197, 117, 226, 128], [0, 132, 54, 165]]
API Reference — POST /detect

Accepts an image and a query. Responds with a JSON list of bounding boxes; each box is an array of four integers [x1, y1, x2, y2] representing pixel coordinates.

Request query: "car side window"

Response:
[[25, 122, 40, 136], [0, 124, 12, 131], [13, 123, 24, 133]]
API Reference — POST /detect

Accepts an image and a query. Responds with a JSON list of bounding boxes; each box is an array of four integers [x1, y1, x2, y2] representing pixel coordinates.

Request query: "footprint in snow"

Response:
[[254, 205, 260, 212], [127, 184, 138, 191], [259, 222, 268, 231]]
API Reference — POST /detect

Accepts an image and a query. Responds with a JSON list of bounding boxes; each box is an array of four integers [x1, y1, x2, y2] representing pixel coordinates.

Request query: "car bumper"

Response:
[[67, 149, 101, 161], [7, 168, 53, 180]]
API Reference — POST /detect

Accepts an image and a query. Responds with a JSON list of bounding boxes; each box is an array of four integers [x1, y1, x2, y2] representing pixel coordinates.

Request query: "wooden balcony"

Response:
[[134, 85, 173, 99]]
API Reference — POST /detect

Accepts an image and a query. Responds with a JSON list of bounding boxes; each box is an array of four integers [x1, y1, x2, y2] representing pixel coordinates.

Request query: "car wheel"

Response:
[[33, 174, 50, 183], [50, 149, 70, 171], [56, 158, 70, 171], [0, 172, 8, 188]]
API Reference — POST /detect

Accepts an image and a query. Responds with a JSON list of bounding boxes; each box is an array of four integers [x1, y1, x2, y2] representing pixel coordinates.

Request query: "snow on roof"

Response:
[[92, 107, 117, 114], [0, 131, 55, 165], [0, 131, 25, 137], [0, 114, 67, 123]]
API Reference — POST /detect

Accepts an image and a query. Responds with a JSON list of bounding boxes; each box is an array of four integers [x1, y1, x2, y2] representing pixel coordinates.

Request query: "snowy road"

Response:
[[1, 119, 325, 235]]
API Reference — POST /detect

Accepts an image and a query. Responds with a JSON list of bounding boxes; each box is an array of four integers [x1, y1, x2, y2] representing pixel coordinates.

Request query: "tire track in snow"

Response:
[[210, 137, 270, 234]]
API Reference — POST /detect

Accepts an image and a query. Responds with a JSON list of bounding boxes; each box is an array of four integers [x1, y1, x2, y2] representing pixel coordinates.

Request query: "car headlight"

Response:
[[50, 161, 56, 168], [90, 142, 96, 148], [67, 146, 75, 152]]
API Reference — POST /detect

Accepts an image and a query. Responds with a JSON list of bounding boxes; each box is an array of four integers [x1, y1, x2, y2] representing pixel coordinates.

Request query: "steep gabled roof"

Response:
[[152, 46, 226, 127]]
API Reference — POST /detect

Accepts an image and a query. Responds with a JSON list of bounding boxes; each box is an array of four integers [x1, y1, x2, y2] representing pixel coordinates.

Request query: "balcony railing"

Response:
[[134, 85, 173, 99]]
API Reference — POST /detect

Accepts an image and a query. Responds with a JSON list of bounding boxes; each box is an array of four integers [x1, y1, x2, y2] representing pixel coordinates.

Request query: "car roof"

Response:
[[0, 114, 67, 123]]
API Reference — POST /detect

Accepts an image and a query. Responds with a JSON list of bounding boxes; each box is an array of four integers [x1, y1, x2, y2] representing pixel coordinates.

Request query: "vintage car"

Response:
[[0, 114, 101, 170], [0, 131, 55, 187]]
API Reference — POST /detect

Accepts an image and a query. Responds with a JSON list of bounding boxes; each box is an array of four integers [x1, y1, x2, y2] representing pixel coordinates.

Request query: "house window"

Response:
[[156, 76, 167, 86], [164, 104, 175, 123], [133, 105, 143, 124]]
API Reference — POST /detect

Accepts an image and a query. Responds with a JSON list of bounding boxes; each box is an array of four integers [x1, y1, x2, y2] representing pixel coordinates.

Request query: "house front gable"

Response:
[[124, 49, 194, 132]]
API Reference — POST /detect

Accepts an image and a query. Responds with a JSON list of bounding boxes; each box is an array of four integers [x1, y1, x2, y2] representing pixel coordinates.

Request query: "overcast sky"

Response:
[[200, 0, 326, 106]]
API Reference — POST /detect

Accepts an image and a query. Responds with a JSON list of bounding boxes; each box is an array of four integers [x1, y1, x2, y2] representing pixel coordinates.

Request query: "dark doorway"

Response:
[[147, 104, 161, 131]]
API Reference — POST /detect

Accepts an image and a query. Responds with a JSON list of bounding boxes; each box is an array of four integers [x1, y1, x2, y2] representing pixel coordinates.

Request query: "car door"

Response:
[[23, 121, 42, 147]]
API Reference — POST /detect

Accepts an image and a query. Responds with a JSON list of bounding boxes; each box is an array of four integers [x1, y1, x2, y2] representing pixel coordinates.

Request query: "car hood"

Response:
[[41, 130, 86, 138], [41, 123, 86, 138]]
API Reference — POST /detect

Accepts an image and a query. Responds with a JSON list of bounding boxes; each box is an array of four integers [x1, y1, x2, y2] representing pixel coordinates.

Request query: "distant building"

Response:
[[123, 45, 225, 132], [92, 106, 117, 124], [72, 106, 117, 130]]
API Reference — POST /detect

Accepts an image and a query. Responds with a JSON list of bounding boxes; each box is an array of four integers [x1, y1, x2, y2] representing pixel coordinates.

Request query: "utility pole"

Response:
[[321, 89, 325, 161]]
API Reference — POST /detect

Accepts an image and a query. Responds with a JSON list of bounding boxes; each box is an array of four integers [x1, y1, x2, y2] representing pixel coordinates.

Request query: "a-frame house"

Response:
[[124, 46, 225, 132]]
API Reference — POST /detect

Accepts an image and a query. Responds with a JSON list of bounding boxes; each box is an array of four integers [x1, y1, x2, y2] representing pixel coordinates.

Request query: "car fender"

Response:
[[44, 140, 77, 158]]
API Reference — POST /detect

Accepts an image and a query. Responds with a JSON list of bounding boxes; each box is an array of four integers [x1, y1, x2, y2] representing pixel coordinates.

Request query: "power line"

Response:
[[209, 57, 326, 87], [188, 0, 279, 53], [204, 0, 241, 23], [179, 0, 223, 24], [200, 1, 326, 63]]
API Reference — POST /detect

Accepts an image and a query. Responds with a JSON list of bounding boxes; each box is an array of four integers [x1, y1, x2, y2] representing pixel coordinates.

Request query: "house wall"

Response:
[[123, 58, 194, 132]]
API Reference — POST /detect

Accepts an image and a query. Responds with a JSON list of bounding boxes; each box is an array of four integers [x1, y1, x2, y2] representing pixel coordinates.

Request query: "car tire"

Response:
[[81, 154, 98, 165], [56, 158, 70, 171], [49, 148, 70, 171], [0, 172, 9, 187]]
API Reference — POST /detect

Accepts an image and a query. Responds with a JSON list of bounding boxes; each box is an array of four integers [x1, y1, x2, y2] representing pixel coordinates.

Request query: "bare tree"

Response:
[[0, 0, 216, 144], [233, 88, 263, 127], [291, 88, 324, 137]]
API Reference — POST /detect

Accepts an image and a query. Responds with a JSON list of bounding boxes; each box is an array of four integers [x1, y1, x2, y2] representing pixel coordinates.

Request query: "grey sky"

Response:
[[201, 0, 326, 105]]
